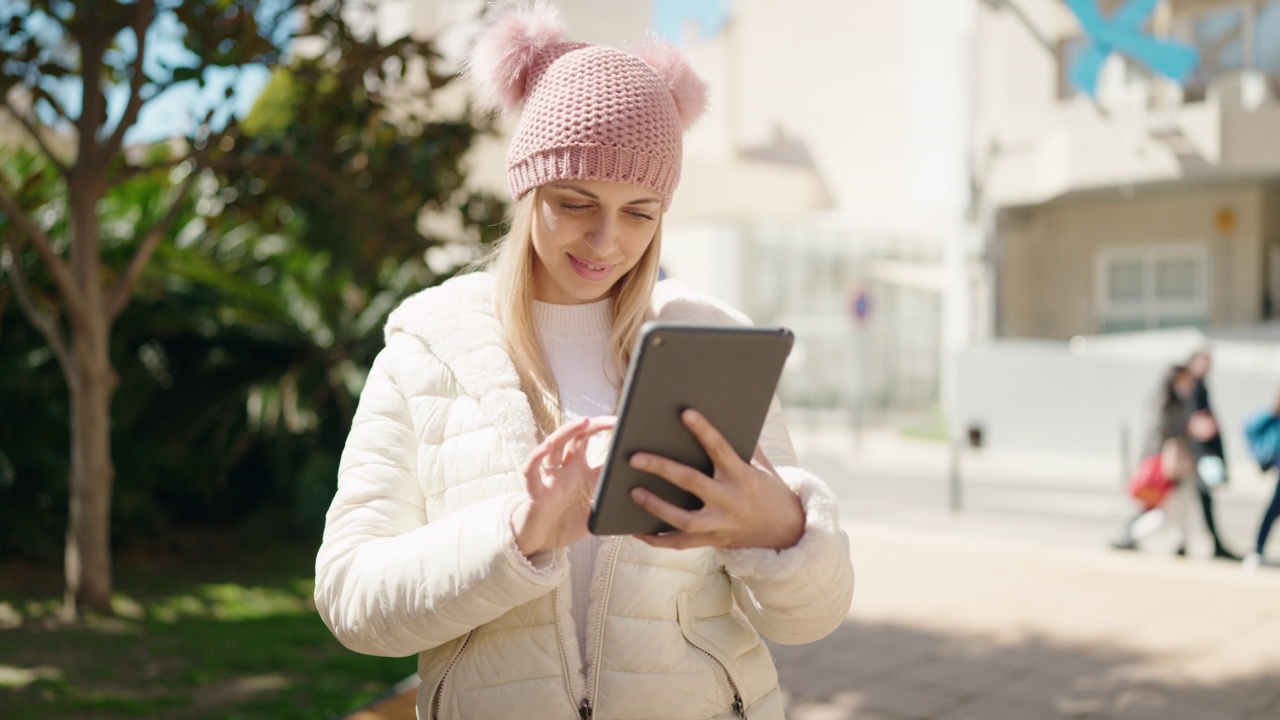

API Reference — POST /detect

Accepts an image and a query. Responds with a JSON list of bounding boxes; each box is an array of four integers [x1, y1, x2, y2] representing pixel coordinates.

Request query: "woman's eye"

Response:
[[626, 211, 655, 221], [559, 203, 593, 212]]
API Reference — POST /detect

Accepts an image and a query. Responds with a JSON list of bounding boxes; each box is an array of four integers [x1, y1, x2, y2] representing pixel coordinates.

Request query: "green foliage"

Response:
[[0, 299, 68, 560], [0, 0, 310, 579], [240, 68, 299, 138], [0, 0, 294, 175], [214, 2, 509, 283], [0, 1, 508, 559]]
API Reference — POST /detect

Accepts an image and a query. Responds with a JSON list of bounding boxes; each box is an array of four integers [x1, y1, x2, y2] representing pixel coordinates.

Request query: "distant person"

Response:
[[1111, 365, 1202, 554], [1243, 392, 1280, 571], [312, 5, 854, 719], [1186, 350, 1242, 561]]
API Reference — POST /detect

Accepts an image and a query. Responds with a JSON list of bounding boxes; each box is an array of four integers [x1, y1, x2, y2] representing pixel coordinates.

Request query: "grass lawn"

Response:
[[0, 533, 417, 720]]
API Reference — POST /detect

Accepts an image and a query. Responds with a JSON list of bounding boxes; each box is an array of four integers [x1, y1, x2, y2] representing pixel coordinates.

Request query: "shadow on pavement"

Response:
[[769, 619, 1280, 720]]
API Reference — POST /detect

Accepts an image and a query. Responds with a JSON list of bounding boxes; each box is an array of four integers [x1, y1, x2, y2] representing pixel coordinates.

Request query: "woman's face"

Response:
[[530, 179, 662, 305]]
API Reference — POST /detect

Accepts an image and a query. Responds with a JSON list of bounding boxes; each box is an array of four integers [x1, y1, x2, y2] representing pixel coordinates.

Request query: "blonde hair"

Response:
[[485, 190, 663, 438]]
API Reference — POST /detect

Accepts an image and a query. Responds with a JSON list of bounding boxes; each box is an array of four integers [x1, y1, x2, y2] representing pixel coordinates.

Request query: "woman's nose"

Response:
[[586, 215, 618, 254]]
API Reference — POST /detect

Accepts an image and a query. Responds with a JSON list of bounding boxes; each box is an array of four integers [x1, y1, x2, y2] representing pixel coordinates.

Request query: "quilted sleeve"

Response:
[[314, 336, 567, 657], [715, 397, 855, 645]]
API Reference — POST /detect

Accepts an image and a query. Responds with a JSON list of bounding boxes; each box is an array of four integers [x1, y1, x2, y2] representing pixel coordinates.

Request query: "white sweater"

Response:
[[533, 298, 616, 663]]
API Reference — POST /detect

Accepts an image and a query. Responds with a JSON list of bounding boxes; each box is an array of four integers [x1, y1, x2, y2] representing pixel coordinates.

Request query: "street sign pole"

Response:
[[849, 290, 872, 451]]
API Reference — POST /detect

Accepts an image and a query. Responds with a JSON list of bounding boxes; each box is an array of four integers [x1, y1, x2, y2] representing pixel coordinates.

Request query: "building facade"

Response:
[[959, 0, 1280, 461], [974, 0, 1280, 340]]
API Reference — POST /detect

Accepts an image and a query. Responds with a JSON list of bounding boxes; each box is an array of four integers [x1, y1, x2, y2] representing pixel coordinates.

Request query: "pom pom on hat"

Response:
[[636, 40, 709, 131], [466, 1, 709, 208], [465, 1, 566, 112]]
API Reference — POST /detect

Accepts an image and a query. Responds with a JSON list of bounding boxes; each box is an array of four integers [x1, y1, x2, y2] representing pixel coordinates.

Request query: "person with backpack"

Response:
[[1243, 392, 1280, 571]]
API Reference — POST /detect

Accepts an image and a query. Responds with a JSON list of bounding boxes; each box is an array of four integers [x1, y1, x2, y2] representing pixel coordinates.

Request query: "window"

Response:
[[1096, 244, 1210, 333]]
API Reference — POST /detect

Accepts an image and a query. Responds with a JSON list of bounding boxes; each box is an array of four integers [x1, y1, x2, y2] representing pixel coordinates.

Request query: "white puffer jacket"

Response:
[[315, 272, 854, 720]]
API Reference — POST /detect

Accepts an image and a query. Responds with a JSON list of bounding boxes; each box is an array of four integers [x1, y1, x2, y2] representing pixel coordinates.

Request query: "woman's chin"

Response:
[[542, 277, 615, 304], [569, 285, 612, 303]]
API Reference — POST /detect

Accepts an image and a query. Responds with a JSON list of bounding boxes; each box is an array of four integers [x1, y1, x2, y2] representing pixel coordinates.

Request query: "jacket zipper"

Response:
[[430, 631, 473, 720], [553, 587, 584, 713], [584, 537, 622, 720], [684, 640, 748, 720]]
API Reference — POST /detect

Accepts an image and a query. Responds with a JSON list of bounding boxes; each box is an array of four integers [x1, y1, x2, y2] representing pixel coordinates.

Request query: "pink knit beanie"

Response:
[[466, 1, 708, 209]]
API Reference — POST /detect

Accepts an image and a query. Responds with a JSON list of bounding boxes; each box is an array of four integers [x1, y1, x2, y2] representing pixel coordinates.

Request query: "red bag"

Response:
[[1128, 454, 1174, 509]]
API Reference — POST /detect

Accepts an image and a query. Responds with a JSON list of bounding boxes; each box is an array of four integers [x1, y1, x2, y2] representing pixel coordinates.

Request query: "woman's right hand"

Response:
[[512, 415, 617, 558]]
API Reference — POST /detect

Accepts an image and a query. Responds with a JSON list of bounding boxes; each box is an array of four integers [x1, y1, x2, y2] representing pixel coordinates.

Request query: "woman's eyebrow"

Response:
[[551, 183, 598, 199]]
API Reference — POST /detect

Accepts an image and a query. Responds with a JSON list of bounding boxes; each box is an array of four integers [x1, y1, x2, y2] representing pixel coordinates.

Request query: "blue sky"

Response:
[[651, 0, 733, 44], [127, 66, 272, 144], [121, 4, 283, 144]]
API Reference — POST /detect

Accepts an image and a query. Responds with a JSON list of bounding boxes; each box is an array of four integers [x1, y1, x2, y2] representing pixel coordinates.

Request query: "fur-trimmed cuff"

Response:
[[500, 495, 569, 582], [715, 466, 842, 581]]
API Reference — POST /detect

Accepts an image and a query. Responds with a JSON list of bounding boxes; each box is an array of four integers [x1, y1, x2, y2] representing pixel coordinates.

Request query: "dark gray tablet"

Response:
[[588, 322, 794, 536]]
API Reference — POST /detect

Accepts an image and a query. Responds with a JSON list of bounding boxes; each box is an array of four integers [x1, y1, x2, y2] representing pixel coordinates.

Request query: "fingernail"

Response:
[[682, 409, 699, 424], [630, 454, 648, 470], [631, 488, 647, 503]]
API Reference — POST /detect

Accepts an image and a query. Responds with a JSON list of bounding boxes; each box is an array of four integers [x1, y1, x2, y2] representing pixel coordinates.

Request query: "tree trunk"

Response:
[[63, 122, 116, 613], [64, 323, 118, 615]]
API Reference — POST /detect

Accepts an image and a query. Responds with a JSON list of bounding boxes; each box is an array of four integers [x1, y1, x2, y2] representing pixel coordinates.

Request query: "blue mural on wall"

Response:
[[1066, 0, 1199, 96]]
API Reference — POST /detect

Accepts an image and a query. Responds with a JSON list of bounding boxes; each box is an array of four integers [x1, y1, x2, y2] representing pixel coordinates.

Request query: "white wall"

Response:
[[957, 330, 1280, 483], [659, 221, 745, 311], [696, 0, 969, 235]]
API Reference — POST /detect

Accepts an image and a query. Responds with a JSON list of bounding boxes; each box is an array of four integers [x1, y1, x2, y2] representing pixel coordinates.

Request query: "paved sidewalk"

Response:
[[773, 521, 1280, 720], [347, 519, 1280, 720]]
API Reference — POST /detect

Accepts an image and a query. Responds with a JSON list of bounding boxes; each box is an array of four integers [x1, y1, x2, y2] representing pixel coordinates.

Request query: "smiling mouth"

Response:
[[573, 256, 609, 271], [567, 253, 615, 281]]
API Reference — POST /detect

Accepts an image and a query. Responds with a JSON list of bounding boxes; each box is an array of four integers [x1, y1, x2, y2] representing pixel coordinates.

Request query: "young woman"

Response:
[[1111, 365, 1202, 554], [313, 5, 855, 719]]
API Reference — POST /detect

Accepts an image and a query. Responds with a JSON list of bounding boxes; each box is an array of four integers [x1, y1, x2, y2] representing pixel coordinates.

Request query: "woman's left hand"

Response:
[[628, 409, 805, 551]]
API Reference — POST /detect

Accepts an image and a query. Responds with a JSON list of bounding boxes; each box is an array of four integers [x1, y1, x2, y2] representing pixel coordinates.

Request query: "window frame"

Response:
[[1095, 242, 1211, 331]]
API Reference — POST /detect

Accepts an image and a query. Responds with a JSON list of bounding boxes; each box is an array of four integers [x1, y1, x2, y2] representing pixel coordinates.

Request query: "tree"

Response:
[[0, 0, 292, 614], [0, 144, 197, 561], [0, 0, 506, 613]]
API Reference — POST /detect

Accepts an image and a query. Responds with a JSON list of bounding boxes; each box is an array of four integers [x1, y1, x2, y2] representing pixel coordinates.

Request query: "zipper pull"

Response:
[[732, 692, 747, 720], [579, 697, 593, 720]]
